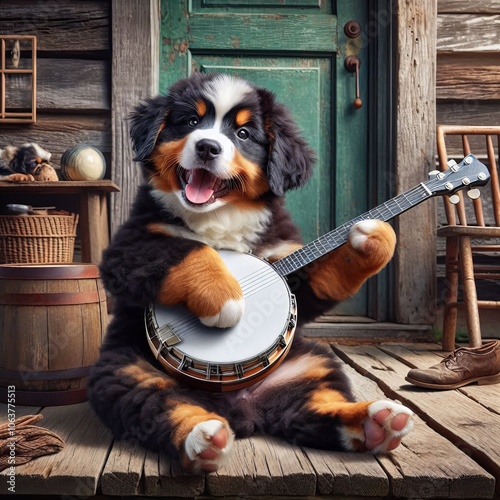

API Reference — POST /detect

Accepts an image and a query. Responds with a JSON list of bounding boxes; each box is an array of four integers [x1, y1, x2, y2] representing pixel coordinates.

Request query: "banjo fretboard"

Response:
[[272, 183, 432, 277]]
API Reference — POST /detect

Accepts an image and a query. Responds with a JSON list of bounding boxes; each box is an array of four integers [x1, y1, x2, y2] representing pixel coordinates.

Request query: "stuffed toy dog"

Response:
[[0, 143, 58, 182], [88, 72, 413, 472]]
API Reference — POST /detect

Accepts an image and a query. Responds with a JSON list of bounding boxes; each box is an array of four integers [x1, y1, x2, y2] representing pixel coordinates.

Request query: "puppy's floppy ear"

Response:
[[257, 88, 315, 197], [129, 95, 170, 163]]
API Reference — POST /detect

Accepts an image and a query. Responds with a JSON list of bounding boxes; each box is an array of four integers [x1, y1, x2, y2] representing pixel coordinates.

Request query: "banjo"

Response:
[[145, 155, 490, 391]]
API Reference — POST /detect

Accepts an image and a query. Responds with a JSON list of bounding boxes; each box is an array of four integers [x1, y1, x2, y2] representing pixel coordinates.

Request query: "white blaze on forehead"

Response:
[[203, 74, 252, 129]]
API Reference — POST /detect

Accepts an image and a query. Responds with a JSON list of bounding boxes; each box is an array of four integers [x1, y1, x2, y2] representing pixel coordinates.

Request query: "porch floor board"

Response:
[[1, 342, 498, 498]]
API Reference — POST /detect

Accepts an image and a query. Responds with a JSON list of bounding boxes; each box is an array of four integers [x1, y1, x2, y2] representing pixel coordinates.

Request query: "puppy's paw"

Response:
[[348, 220, 396, 268], [157, 246, 244, 329], [181, 419, 234, 472], [5, 173, 35, 182], [200, 298, 245, 328], [363, 400, 414, 453]]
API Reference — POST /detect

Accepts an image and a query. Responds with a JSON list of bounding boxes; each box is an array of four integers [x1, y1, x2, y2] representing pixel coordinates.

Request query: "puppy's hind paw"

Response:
[[364, 400, 414, 454], [181, 419, 234, 472]]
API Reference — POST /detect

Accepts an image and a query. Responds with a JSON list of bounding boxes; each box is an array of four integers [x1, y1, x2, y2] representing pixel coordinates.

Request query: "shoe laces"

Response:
[[443, 348, 465, 368]]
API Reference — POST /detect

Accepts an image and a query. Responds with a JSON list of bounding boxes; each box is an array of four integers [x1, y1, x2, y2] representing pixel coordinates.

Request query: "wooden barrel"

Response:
[[0, 264, 108, 406]]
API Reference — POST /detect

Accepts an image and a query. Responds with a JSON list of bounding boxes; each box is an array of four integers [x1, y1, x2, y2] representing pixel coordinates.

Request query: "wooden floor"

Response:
[[1, 342, 499, 499]]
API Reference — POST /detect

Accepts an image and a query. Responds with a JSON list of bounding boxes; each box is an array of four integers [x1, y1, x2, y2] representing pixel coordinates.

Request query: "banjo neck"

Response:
[[272, 153, 491, 277], [271, 182, 434, 277]]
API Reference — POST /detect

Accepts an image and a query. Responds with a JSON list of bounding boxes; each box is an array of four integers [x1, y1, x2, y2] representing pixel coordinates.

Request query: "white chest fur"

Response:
[[151, 190, 271, 253]]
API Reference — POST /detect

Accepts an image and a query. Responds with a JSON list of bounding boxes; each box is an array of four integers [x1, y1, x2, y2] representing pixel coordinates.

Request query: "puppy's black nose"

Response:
[[196, 139, 222, 161]]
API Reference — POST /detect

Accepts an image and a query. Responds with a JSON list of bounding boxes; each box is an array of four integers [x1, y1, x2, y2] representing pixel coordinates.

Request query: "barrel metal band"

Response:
[[0, 365, 92, 381], [0, 290, 105, 305]]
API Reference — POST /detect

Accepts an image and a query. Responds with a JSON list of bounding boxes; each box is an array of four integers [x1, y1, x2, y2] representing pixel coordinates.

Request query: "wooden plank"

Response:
[[334, 344, 499, 495], [303, 446, 387, 497], [0, 402, 113, 496], [111, 0, 160, 234], [101, 440, 147, 496], [437, 64, 500, 100], [5, 59, 110, 111], [439, 1, 500, 14], [341, 361, 495, 499], [143, 449, 205, 497], [189, 13, 336, 52], [0, 403, 41, 423], [0, 1, 110, 52], [206, 436, 316, 496], [394, 0, 437, 324], [438, 14, 500, 52], [0, 114, 111, 166], [437, 101, 500, 131]]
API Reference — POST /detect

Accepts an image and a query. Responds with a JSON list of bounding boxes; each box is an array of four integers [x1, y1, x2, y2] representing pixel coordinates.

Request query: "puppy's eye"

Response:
[[187, 116, 199, 128], [237, 128, 249, 140]]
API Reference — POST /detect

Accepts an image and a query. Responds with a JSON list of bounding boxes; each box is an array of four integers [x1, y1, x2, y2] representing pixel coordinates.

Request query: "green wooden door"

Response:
[[160, 0, 376, 316]]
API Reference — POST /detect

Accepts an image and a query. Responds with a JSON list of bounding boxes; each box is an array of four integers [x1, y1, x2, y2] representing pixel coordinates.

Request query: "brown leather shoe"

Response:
[[406, 340, 500, 390]]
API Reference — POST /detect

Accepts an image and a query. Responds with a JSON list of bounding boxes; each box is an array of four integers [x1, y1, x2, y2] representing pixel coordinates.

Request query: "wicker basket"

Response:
[[0, 213, 79, 264]]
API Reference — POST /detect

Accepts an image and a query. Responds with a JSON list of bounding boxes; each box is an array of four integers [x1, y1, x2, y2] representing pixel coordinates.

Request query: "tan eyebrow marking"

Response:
[[196, 100, 207, 117], [235, 108, 252, 127]]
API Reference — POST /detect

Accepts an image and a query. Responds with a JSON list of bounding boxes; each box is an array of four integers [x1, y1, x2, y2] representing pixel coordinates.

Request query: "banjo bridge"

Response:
[[158, 324, 182, 347]]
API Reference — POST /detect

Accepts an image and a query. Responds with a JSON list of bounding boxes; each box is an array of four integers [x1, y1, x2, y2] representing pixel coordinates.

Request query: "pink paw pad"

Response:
[[364, 401, 414, 454], [183, 420, 234, 472]]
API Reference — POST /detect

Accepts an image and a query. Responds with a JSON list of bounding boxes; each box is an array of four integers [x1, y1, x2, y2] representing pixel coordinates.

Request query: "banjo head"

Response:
[[146, 250, 296, 390]]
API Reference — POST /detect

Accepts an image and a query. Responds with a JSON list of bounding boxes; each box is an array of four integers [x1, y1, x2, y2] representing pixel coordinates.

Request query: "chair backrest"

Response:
[[436, 125, 500, 228]]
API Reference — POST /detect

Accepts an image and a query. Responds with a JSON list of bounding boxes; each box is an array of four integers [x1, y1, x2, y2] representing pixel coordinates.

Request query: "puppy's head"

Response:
[[130, 72, 314, 212], [1, 143, 52, 175]]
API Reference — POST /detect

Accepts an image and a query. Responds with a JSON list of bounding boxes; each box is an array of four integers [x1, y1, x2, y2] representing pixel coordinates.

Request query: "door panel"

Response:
[[160, 0, 371, 315]]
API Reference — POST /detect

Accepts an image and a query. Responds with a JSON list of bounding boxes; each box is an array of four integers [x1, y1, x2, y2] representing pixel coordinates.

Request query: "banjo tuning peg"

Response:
[[428, 169, 440, 179], [467, 188, 481, 200]]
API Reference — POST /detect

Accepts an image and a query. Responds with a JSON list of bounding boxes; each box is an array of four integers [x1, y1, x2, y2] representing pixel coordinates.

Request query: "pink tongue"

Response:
[[185, 169, 217, 204]]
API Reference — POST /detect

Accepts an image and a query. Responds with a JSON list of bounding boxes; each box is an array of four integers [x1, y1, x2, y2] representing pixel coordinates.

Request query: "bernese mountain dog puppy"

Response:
[[0, 143, 57, 181], [88, 72, 413, 472]]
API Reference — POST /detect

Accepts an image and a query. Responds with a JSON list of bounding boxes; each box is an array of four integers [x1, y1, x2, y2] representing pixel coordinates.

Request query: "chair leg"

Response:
[[459, 236, 482, 347], [442, 236, 459, 351]]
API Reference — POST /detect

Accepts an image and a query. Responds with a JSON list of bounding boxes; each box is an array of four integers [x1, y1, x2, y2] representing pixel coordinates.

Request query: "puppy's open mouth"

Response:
[[179, 167, 230, 205]]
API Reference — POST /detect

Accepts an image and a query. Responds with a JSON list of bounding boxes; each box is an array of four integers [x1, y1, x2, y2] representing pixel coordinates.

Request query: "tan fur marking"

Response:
[[147, 222, 172, 236], [308, 389, 371, 426], [150, 138, 187, 192], [308, 223, 396, 302], [116, 359, 174, 390], [228, 149, 270, 202], [196, 100, 207, 117], [157, 246, 242, 317], [235, 108, 252, 127], [170, 403, 228, 450]]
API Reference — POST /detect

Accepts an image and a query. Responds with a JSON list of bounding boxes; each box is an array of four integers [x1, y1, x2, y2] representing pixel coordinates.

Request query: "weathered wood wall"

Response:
[[0, 0, 111, 167], [437, 1, 500, 141]]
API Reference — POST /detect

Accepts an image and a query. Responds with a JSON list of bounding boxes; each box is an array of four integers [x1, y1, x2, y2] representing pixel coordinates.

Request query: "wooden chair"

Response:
[[436, 125, 500, 351]]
